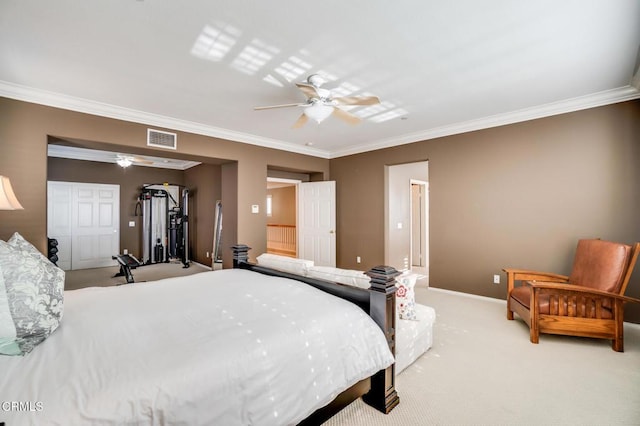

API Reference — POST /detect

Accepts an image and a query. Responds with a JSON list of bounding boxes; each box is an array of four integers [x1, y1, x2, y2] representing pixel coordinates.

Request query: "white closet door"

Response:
[[48, 181, 120, 270], [47, 182, 73, 270]]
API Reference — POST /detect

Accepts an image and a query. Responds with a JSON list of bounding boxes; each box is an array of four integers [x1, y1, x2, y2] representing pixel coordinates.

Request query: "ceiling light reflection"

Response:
[[231, 39, 279, 75], [369, 107, 409, 123], [275, 55, 312, 82], [191, 23, 240, 62]]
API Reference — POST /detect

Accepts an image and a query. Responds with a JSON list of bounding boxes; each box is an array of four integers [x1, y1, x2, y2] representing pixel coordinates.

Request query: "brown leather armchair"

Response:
[[504, 239, 640, 352]]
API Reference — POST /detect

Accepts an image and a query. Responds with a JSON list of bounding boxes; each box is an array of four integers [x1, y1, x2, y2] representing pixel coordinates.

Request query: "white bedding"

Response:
[[0, 269, 393, 425], [396, 303, 436, 374]]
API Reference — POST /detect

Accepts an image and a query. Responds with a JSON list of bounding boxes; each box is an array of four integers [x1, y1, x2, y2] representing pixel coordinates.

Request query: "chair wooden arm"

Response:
[[502, 268, 569, 293], [527, 280, 640, 304]]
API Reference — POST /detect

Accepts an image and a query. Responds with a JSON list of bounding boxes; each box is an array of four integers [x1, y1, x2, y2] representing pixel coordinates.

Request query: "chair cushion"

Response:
[[510, 285, 613, 319], [569, 239, 632, 294]]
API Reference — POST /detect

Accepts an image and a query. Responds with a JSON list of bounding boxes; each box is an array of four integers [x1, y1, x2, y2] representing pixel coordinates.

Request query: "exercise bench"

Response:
[[112, 253, 143, 284]]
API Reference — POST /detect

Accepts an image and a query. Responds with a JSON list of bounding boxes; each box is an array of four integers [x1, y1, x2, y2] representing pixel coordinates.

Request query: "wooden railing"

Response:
[[267, 224, 296, 257]]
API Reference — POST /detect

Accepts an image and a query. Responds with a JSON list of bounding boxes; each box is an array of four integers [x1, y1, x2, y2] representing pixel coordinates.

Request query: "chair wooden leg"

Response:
[[529, 324, 539, 344], [612, 338, 624, 352], [612, 301, 624, 352], [507, 298, 514, 320], [530, 288, 539, 344]]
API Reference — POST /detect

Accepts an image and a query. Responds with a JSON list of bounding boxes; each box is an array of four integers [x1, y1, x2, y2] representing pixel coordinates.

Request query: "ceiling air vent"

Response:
[[147, 129, 177, 150]]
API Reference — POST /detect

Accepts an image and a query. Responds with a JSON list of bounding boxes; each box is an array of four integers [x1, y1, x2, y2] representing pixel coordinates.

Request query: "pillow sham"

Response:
[[256, 253, 314, 276], [0, 232, 65, 355], [0, 269, 20, 355], [306, 265, 371, 289], [396, 274, 418, 321]]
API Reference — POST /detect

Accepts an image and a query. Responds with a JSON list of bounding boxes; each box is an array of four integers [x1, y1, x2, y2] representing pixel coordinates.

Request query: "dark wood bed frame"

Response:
[[232, 245, 399, 425]]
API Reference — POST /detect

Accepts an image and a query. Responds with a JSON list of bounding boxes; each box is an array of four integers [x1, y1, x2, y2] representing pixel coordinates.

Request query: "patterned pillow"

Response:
[[0, 233, 65, 355], [396, 274, 418, 321]]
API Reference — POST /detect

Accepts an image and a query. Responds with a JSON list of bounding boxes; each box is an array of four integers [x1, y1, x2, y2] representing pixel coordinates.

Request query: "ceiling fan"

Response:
[[254, 74, 381, 128], [115, 154, 153, 168]]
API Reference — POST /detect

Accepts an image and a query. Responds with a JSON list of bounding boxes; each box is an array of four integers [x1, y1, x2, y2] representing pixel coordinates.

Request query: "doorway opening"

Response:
[[266, 177, 299, 257], [385, 161, 429, 285], [265, 177, 337, 266]]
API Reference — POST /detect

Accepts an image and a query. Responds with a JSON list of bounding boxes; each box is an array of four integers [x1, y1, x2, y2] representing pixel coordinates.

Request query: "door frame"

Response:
[[410, 179, 429, 269]]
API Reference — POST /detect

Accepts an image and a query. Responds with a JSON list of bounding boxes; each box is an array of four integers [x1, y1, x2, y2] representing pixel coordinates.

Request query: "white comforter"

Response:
[[0, 269, 393, 425]]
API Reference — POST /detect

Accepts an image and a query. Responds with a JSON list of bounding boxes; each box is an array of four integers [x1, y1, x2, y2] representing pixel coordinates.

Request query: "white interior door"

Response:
[[48, 181, 120, 270], [72, 183, 119, 270], [47, 182, 73, 270], [297, 181, 336, 266]]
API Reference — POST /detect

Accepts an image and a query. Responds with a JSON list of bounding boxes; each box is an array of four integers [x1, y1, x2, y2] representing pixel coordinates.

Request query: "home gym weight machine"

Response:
[[138, 183, 190, 269]]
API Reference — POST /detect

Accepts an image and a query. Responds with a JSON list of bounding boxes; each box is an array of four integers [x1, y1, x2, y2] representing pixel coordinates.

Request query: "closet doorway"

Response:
[[47, 181, 120, 270]]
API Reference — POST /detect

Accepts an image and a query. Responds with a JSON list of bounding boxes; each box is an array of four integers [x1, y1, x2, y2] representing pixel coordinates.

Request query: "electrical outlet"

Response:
[[356, 256, 361, 264], [493, 274, 500, 284], [206, 251, 210, 258]]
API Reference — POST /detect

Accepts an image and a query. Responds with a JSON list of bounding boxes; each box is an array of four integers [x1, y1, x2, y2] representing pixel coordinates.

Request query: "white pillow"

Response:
[[396, 274, 418, 321], [0, 233, 65, 355], [256, 253, 314, 276], [306, 266, 371, 289]]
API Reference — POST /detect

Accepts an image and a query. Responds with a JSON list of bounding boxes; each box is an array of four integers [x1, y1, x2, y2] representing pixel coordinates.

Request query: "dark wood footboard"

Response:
[[232, 244, 399, 421]]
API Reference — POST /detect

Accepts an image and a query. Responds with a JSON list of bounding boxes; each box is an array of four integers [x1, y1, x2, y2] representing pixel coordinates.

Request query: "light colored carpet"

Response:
[[64, 261, 211, 290], [324, 286, 640, 426], [63, 266, 640, 425]]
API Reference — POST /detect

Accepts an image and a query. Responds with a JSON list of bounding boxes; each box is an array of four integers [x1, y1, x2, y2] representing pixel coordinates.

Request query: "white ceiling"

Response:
[[47, 145, 201, 170], [1, 1, 639, 159]]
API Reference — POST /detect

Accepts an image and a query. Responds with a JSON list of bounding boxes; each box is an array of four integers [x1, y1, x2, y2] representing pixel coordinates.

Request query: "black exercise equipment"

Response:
[[47, 238, 59, 266], [112, 253, 143, 284], [138, 184, 190, 268]]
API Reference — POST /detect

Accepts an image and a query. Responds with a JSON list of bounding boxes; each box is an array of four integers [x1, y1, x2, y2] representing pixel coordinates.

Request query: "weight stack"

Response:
[[47, 238, 59, 266]]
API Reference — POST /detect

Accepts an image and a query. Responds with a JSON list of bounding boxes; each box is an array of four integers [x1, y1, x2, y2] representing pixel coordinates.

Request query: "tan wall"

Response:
[[267, 186, 296, 226], [184, 163, 222, 265], [0, 97, 329, 265], [331, 100, 640, 322]]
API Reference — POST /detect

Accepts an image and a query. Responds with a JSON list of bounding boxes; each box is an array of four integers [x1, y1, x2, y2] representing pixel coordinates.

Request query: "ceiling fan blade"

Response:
[[295, 82, 320, 99], [291, 113, 309, 129], [332, 107, 361, 125], [254, 102, 304, 110], [333, 95, 380, 106]]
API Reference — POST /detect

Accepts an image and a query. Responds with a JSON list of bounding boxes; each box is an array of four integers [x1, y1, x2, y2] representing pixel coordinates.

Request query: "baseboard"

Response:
[[426, 287, 507, 304], [426, 287, 640, 328]]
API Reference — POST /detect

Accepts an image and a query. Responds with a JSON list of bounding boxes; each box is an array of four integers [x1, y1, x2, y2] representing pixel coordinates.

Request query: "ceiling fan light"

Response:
[[303, 103, 334, 123], [117, 157, 133, 168]]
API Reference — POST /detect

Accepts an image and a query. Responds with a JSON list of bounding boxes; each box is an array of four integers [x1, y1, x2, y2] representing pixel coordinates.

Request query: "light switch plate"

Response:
[[251, 204, 259, 214]]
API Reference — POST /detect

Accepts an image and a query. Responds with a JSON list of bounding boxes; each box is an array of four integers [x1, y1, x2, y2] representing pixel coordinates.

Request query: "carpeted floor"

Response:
[[324, 286, 640, 425], [62, 265, 640, 425], [64, 261, 211, 290]]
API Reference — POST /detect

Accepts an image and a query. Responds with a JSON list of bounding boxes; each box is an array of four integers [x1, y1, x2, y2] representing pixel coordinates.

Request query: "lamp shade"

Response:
[[303, 102, 334, 123], [0, 175, 24, 210]]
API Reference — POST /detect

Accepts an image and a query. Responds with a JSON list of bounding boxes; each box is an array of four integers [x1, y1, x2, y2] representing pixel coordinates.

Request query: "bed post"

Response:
[[232, 244, 250, 268], [363, 265, 400, 414]]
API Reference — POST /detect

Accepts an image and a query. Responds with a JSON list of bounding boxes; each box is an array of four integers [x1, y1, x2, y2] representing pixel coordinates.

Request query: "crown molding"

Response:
[[0, 81, 331, 159], [329, 86, 640, 158], [2, 81, 638, 161]]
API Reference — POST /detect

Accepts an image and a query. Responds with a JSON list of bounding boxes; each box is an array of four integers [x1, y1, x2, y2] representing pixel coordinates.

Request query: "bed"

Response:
[[0, 243, 399, 425], [256, 254, 437, 376]]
